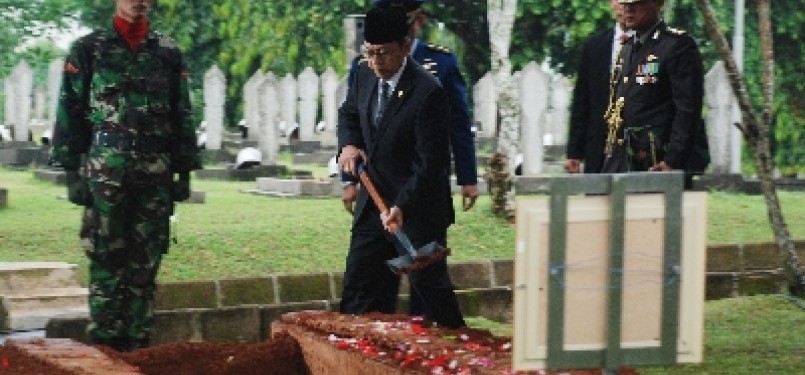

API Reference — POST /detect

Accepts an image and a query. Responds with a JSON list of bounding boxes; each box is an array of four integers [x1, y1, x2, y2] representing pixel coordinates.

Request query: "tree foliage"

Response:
[[0, 0, 76, 77], [0, 0, 801, 173]]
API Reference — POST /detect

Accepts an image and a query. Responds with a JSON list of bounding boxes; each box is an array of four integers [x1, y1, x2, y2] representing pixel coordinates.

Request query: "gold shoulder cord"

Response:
[[604, 43, 626, 157]]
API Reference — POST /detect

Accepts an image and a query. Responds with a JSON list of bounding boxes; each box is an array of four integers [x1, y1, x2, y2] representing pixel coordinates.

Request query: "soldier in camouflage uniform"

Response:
[[50, 0, 201, 351]]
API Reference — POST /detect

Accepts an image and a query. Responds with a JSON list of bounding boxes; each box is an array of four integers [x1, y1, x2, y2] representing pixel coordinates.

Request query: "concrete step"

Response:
[[0, 262, 83, 293], [2, 305, 89, 331], [2, 287, 88, 312]]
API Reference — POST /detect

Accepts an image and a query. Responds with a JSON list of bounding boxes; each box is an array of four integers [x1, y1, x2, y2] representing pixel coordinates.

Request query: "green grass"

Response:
[[1, 166, 804, 283], [468, 295, 805, 375]]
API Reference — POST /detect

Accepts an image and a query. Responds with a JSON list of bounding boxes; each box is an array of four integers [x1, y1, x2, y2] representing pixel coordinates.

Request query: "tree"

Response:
[[424, 0, 490, 85], [693, 0, 804, 297], [0, 0, 76, 76]]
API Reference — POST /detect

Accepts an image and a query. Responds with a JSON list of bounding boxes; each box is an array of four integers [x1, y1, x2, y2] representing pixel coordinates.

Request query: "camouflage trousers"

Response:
[[80, 181, 172, 351]]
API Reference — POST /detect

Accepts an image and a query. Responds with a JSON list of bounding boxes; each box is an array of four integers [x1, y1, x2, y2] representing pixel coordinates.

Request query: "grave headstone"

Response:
[[8, 62, 34, 141], [203, 65, 226, 150], [519, 62, 549, 176], [4, 74, 13, 127], [547, 75, 571, 147], [48, 59, 63, 123], [320, 68, 340, 147], [704, 61, 733, 174], [473, 72, 497, 139], [257, 73, 280, 165], [297, 67, 318, 142], [33, 86, 46, 121], [243, 72, 264, 142], [280, 74, 298, 141]]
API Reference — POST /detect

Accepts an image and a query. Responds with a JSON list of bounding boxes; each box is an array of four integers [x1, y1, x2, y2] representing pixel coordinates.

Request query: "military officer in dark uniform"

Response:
[[601, 0, 708, 185], [343, 0, 478, 212], [566, 0, 631, 174]]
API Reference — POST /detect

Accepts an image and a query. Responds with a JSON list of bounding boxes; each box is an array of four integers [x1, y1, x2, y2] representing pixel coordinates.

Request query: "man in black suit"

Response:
[[566, 0, 630, 174], [600, 0, 707, 180], [337, 6, 465, 328]]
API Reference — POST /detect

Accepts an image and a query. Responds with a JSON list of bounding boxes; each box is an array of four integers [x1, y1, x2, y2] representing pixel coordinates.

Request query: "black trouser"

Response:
[[340, 219, 465, 328]]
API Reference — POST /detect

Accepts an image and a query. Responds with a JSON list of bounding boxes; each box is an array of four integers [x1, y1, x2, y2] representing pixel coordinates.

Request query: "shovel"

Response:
[[356, 163, 451, 274]]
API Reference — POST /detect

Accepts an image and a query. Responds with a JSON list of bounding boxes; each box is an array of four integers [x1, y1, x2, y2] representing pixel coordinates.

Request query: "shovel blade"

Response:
[[385, 245, 451, 275]]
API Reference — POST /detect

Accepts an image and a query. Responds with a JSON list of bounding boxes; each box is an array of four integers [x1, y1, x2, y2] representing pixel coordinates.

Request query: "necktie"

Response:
[[375, 82, 391, 126], [631, 40, 642, 63]]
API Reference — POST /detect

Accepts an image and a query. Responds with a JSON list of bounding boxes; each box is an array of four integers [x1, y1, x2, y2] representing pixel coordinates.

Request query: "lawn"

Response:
[[468, 295, 805, 375], [1, 166, 803, 283]]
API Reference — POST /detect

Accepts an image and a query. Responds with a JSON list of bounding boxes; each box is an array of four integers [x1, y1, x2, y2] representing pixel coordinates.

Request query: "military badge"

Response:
[[636, 62, 659, 85]]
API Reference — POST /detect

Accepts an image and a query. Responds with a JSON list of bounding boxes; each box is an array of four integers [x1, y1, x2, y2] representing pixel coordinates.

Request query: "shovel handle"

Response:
[[357, 163, 399, 233]]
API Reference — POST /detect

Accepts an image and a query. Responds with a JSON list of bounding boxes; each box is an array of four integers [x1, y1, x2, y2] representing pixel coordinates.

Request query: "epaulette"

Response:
[[425, 43, 451, 54], [666, 26, 687, 36]]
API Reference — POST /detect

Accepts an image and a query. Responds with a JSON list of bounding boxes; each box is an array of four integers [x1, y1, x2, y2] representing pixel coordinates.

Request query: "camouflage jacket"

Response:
[[51, 21, 201, 183]]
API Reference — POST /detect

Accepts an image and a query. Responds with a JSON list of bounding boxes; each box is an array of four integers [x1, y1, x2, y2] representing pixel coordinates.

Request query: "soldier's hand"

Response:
[[564, 159, 581, 173], [171, 172, 191, 202], [65, 170, 92, 206], [649, 161, 672, 172], [461, 184, 479, 211]]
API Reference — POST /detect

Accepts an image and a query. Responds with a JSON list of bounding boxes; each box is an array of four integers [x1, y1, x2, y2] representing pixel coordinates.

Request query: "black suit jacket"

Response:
[[567, 28, 617, 173], [338, 58, 455, 237], [614, 21, 704, 170]]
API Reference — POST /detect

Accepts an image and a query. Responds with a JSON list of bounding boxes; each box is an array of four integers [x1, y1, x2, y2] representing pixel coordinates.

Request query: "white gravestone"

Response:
[[473, 72, 497, 138], [243, 71, 264, 142], [258, 73, 281, 165], [548, 75, 572, 146], [297, 67, 319, 142], [336, 77, 348, 110], [48, 59, 63, 123], [320, 68, 339, 147], [9, 62, 34, 141], [33, 86, 46, 121], [519, 62, 549, 176], [203, 65, 226, 150], [704, 62, 733, 174], [280, 74, 298, 141], [4, 77, 12, 126]]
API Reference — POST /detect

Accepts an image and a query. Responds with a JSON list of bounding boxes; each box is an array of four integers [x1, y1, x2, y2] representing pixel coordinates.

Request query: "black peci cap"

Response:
[[363, 6, 409, 44]]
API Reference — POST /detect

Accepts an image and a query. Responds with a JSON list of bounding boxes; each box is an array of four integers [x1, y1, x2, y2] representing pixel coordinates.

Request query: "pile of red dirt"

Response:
[[0, 344, 77, 375], [100, 332, 308, 375], [0, 333, 308, 375], [0, 312, 641, 375]]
